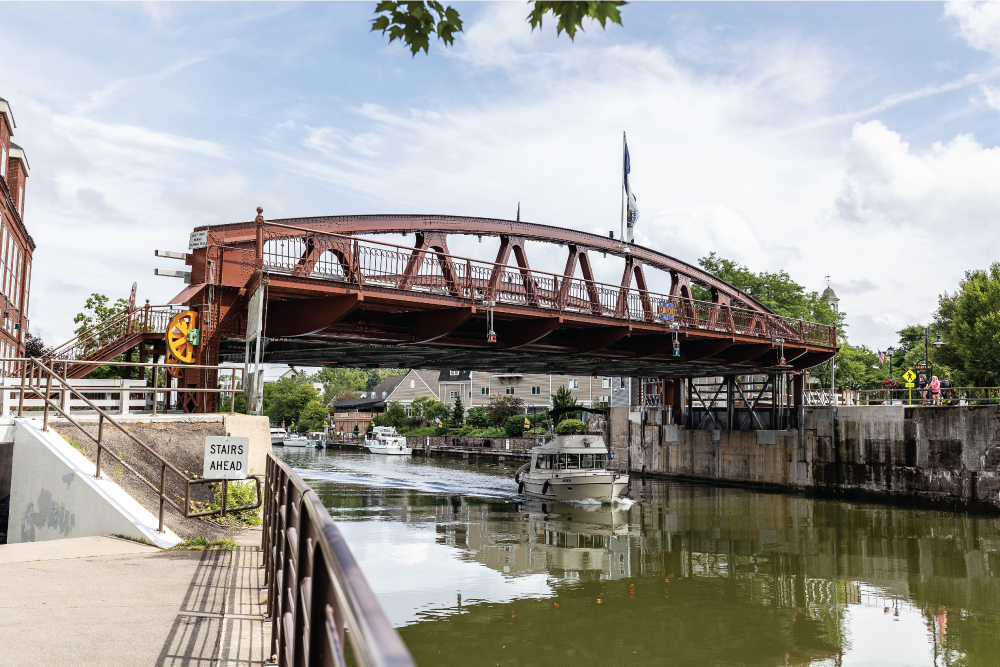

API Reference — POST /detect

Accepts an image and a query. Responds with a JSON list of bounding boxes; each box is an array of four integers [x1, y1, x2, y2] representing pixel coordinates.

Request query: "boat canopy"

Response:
[[530, 434, 609, 454]]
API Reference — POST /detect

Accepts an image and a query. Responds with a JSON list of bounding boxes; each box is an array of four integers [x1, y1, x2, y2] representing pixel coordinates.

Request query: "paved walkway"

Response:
[[0, 534, 269, 666]]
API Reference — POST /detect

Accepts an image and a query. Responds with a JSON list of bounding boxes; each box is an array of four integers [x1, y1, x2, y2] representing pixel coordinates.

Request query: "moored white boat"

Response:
[[282, 433, 315, 447], [365, 426, 412, 455], [514, 407, 628, 503], [270, 427, 287, 445]]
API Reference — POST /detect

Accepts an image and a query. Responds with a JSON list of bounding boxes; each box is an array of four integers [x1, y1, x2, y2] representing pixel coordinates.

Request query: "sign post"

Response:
[[203, 436, 250, 518], [903, 370, 917, 404]]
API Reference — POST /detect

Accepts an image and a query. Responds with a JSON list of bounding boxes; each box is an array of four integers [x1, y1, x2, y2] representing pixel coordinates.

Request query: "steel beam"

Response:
[[265, 294, 360, 338]]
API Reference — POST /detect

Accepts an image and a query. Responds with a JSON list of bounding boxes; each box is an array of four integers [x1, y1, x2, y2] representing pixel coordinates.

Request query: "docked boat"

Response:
[[514, 407, 629, 503], [282, 433, 316, 447], [270, 427, 287, 445], [365, 426, 412, 455]]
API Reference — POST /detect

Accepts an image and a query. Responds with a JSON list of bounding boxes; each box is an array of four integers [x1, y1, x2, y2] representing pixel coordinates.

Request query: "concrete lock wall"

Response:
[[6, 418, 182, 548], [613, 405, 1000, 510]]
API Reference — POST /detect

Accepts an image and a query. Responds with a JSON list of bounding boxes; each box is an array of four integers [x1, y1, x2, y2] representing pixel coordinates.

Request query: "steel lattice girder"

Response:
[[177, 211, 837, 391]]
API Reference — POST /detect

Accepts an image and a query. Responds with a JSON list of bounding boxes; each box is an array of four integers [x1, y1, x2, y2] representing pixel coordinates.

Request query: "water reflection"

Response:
[[278, 449, 1000, 666]]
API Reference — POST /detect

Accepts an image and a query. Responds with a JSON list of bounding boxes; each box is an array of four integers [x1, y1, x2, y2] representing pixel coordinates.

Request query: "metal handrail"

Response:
[[263, 454, 415, 667], [16, 357, 261, 531], [43, 302, 182, 363]]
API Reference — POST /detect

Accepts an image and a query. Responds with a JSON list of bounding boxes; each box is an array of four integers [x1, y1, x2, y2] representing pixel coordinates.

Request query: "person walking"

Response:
[[930, 376, 941, 405]]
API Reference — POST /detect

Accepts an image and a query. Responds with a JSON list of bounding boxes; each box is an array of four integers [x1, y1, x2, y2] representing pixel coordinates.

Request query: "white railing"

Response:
[[0, 377, 152, 416]]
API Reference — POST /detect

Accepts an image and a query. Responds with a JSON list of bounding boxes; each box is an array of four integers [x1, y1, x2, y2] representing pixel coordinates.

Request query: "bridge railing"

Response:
[[44, 303, 182, 364], [258, 228, 836, 349], [263, 453, 416, 667]]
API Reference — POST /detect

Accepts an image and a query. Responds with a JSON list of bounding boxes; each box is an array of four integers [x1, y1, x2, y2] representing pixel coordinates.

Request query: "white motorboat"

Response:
[[282, 433, 315, 447], [514, 408, 628, 503], [270, 427, 287, 445], [365, 426, 412, 455]]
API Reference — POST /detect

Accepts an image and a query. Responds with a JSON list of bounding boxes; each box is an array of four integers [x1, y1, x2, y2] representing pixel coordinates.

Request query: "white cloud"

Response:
[[983, 84, 1000, 110], [815, 120, 1000, 344], [944, 1, 1000, 56]]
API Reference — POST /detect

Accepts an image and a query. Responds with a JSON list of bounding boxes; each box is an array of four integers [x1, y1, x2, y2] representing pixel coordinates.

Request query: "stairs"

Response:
[[43, 302, 177, 379]]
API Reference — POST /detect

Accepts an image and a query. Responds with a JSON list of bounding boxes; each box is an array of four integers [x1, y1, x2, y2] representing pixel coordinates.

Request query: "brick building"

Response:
[[0, 98, 33, 363]]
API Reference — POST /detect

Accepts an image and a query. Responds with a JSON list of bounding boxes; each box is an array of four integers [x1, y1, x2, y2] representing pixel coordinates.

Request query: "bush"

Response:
[[555, 418, 585, 435], [504, 414, 527, 437], [487, 395, 524, 427], [401, 425, 445, 436], [466, 406, 489, 428], [458, 425, 505, 437]]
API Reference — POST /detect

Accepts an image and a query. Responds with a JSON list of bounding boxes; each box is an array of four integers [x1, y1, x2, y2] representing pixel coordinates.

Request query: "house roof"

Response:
[[369, 373, 406, 399], [438, 369, 470, 382], [335, 396, 384, 411]]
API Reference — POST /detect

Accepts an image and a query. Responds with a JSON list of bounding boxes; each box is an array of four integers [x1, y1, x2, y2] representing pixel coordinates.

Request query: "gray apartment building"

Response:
[[436, 370, 614, 411]]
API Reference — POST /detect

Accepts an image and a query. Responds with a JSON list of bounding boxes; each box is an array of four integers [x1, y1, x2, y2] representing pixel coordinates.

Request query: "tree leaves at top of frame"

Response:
[[527, 1, 626, 40], [371, 1, 626, 55], [371, 1, 463, 56]]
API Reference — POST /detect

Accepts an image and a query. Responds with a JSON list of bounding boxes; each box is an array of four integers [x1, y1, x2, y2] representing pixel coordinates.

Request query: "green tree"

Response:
[[71, 292, 134, 379], [466, 406, 488, 428], [487, 395, 524, 427], [264, 378, 319, 426], [316, 368, 368, 404], [73, 292, 130, 338], [372, 1, 626, 55], [504, 414, 527, 438], [696, 253, 842, 330], [384, 401, 407, 429], [219, 392, 247, 414], [297, 399, 329, 433], [451, 394, 465, 426], [410, 395, 450, 424], [936, 263, 1000, 385], [552, 385, 579, 410]]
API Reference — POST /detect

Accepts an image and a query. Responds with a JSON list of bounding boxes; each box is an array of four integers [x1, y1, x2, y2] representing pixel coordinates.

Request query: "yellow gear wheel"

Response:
[[166, 310, 199, 364], [165, 350, 184, 378]]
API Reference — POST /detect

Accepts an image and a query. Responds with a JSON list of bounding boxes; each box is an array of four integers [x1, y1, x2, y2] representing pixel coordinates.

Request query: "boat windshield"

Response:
[[534, 455, 552, 469]]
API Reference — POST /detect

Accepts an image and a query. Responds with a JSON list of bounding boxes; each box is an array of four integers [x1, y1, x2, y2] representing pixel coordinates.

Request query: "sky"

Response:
[[3, 1, 1000, 350]]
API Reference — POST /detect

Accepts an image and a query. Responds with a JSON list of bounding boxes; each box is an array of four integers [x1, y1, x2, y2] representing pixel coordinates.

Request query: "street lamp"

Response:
[[934, 330, 944, 348], [886, 346, 895, 382]]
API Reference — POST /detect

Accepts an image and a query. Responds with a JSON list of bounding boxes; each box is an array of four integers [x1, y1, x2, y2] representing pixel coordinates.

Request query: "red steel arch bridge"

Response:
[[145, 209, 835, 412]]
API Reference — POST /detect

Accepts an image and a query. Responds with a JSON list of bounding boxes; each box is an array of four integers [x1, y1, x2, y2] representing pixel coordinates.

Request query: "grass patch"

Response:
[[172, 536, 237, 551], [64, 436, 91, 460], [110, 533, 150, 545], [189, 480, 262, 528]]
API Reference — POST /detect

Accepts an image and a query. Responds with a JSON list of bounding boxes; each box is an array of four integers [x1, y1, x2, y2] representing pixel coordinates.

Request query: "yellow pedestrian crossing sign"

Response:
[[902, 370, 916, 383], [905, 382, 915, 388]]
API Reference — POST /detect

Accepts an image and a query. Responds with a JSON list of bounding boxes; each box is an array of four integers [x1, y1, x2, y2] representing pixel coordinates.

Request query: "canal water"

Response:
[[275, 448, 1000, 667]]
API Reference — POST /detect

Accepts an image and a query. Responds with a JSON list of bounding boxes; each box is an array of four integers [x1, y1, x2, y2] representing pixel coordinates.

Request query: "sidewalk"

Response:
[[0, 533, 268, 666]]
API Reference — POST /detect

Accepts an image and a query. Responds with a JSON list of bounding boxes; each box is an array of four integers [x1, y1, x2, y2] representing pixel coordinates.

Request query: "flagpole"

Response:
[[620, 131, 625, 244]]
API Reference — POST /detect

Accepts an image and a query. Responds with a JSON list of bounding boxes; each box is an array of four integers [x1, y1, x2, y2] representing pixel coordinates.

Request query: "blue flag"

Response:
[[624, 138, 639, 232]]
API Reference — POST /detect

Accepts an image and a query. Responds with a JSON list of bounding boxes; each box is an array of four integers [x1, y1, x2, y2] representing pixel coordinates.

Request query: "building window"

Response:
[[410, 380, 415, 389], [531, 386, 541, 395], [620, 377, 626, 389], [505, 386, 515, 395], [450, 370, 460, 376], [602, 378, 611, 389], [450, 390, 458, 399], [481, 386, 490, 395], [382, 391, 387, 399], [570, 379, 579, 389]]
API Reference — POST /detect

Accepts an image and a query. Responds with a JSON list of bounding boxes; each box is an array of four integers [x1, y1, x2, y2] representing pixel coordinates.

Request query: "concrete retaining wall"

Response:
[[613, 405, 1000, 510], [6, 418, 182, 548]]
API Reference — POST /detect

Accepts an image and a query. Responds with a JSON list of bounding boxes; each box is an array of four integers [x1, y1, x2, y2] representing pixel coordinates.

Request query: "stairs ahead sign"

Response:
[[203, 436, 250, 479]]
